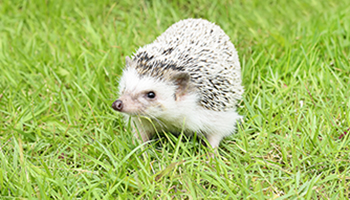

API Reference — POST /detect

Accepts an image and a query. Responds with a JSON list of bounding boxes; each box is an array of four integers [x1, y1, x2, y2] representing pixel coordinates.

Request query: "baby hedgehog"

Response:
[[112, 18, 243, 148]]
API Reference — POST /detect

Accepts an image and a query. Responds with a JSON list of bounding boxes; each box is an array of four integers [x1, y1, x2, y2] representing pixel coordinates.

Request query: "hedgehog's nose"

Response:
[[112, 100, 123, 111]]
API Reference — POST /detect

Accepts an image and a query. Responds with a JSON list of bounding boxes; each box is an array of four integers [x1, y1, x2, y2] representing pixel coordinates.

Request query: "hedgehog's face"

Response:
[[112, 67, 190, 119]]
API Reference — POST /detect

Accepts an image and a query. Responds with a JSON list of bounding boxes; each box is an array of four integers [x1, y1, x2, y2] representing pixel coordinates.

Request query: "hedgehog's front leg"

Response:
[[133, 130, 150, 143], [131, 117, 154, 144]]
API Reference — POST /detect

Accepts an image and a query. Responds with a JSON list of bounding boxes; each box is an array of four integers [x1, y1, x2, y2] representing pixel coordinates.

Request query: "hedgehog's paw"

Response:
[[206, 134, 223, 149], [133, 131, 151, 145], [132, 134, 141, 145]]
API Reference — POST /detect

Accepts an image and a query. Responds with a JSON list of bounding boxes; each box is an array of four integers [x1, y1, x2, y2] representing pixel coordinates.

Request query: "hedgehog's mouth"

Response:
[[126, 112, 144, 117], [121, 108, 150, 117], [119, 110, 145, 117]]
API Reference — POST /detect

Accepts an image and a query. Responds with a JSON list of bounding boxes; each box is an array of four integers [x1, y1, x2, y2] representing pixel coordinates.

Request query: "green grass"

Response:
[[1, 0, 350, 199]]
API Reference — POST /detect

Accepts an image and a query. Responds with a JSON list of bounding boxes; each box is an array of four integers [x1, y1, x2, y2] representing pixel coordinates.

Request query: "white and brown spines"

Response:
[[129, 18, 243, 112], [130, 51, 187, 81]]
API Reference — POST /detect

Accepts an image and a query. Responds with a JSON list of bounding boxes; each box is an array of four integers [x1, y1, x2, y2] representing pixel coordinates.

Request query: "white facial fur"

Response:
[[118, 67, 179, 117]]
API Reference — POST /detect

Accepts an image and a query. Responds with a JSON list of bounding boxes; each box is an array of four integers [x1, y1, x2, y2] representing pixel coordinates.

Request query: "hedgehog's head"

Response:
[[112, 56, 195, 119]]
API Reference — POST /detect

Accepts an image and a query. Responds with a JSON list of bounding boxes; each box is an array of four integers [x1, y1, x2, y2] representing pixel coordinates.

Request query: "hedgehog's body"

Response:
[[112, 19, 244, 148]]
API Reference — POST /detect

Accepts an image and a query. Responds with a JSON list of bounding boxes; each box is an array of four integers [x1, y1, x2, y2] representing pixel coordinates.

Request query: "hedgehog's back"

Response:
[[134, 18, 243, 111]]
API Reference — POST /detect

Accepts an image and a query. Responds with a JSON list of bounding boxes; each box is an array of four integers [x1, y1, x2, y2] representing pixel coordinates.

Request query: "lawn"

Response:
[[0, 0, 349, 199]]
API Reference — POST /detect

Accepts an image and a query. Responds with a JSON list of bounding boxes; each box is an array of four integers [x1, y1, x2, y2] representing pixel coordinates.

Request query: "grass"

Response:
[[1, 0, 349, 199]]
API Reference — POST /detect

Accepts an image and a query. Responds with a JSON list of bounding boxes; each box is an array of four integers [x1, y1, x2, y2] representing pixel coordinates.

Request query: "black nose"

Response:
[[112, 100, 123, 111]]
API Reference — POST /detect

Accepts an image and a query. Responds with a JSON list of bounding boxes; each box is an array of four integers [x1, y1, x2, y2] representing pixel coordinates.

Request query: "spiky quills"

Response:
[[129, 18, 243, 112]]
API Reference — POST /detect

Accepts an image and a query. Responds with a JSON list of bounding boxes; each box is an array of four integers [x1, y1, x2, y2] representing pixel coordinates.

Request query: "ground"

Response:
[[0, 0, 349, 199]]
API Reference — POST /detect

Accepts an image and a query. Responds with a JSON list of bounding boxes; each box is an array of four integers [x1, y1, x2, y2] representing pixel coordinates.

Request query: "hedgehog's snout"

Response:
[[112, 99, 123, 112]]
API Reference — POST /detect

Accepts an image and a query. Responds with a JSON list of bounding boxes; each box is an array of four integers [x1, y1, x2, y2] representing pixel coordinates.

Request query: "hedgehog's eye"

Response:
[[146, 91, 156, 99]]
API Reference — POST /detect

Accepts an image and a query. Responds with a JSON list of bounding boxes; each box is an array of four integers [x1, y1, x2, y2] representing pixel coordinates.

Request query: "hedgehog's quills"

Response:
[[112, 18, 244, 148]]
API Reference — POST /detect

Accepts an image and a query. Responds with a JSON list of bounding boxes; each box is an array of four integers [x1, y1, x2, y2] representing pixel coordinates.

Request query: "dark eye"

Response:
[[146, 91, 156, 99]]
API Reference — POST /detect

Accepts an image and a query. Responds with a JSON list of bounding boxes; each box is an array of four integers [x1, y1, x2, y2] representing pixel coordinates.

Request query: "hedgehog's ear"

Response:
[[171, 72, 192, 99], [125, 56, 136, 68]]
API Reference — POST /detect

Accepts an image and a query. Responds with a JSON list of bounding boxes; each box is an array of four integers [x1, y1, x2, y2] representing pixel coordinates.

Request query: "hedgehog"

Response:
[[112, 18, 244, 148]]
